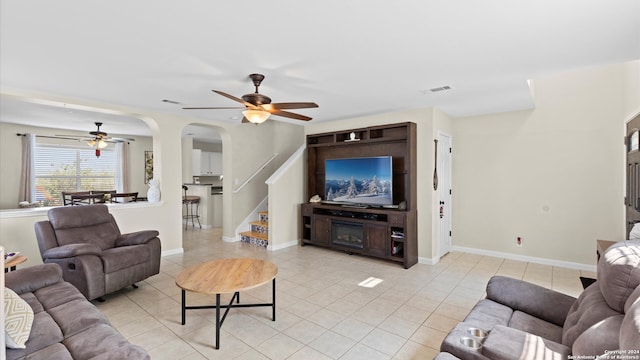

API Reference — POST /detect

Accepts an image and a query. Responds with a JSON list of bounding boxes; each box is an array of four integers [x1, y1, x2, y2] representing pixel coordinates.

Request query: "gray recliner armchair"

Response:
[[439, 240, 640, 359], [34, 204, 161, 301]]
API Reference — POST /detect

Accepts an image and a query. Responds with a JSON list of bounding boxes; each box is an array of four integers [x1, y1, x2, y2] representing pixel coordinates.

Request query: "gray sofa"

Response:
[[5, 263, 149, 360], [439, 240, 640, 359], [34, 204, 161, 301]]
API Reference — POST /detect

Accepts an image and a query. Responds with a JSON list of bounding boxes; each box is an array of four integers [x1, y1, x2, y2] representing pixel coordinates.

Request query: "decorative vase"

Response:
[[147, 179, 160, 203]]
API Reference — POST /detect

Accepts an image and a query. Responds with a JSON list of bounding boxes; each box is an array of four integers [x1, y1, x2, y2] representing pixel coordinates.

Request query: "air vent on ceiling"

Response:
[[429, 85, 452, 93]]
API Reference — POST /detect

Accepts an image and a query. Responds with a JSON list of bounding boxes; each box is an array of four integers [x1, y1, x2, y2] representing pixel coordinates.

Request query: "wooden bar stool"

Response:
[[182, 186, 201, 230]]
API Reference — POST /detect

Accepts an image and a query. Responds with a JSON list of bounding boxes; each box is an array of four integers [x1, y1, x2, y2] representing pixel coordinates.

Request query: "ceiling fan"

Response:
[[56, 122, 135, 157], [183, 73, 319, 124]]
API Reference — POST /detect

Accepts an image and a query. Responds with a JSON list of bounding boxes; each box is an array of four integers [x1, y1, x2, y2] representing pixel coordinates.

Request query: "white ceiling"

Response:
[[1, 0, 639, 140]]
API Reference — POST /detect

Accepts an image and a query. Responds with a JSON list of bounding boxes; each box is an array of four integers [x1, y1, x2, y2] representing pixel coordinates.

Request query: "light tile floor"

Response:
[[95, 228, 594, 360]]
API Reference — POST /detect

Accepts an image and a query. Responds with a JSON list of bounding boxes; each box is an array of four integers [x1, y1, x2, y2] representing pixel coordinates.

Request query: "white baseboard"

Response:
[[182, 224, 213, 230], [222, 236, 238, 243], [419, 256, 439, 265], [161, 248, 184, 257], [268, 240, 298, 251], [452, 245, 597, 272]]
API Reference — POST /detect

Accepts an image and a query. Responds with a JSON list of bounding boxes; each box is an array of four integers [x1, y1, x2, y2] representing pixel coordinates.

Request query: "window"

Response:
[[34, 144, 116, 206]]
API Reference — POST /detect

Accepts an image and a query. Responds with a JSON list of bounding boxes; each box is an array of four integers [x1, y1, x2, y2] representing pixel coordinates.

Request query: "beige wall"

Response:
[[0, 122, 152, 209], [267, 146, 305, 250], [451, 61, 640, 267]]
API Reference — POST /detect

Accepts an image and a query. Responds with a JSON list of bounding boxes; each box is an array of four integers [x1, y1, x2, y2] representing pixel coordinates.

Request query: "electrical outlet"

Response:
[[516, 236, 522, 247]]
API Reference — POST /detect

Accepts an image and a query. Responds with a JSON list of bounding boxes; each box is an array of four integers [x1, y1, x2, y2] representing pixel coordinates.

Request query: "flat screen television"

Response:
[[324, 156, 393, 206]]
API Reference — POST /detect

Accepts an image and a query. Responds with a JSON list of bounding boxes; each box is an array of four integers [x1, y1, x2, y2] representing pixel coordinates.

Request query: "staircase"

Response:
[[240, 211, 269, 247]]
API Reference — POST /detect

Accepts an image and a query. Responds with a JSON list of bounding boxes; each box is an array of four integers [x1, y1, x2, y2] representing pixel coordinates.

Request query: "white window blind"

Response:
[[34, 144, 116, 206]]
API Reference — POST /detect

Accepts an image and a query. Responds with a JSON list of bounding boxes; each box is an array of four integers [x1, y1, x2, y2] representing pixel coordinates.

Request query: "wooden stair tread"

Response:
[[240, 231, 268, 240], [250, 221, 269, 226]]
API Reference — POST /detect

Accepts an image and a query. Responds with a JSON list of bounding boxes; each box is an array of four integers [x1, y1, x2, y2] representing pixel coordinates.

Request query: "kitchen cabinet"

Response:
[[192, 150, 222, 176]]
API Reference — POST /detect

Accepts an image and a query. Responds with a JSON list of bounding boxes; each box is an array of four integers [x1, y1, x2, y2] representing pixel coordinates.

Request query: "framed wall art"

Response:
[[144, 151, 153, 184]]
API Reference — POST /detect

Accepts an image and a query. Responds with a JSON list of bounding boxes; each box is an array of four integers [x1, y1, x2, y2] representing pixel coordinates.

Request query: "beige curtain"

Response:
[[116, 142, 130, 192], [18, 133, 35, 203]]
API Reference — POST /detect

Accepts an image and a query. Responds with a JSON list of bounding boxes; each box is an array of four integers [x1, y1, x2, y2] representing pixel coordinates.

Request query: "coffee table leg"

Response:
[[215, 293, 220, 349], [181, 290, 186, 325], [272, 278, 276, 321]]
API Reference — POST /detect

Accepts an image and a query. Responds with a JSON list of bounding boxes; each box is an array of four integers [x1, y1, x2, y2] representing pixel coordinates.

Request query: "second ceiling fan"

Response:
[[183, 73, 318, 124]]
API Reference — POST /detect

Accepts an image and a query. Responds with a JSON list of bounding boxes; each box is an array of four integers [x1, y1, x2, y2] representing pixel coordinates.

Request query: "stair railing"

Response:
[[233, 153, 279, 193]]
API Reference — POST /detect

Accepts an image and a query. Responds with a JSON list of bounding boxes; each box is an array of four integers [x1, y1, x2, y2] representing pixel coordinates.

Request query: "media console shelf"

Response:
[[303, 122, 417, 268], [301, 203, 417, 268]]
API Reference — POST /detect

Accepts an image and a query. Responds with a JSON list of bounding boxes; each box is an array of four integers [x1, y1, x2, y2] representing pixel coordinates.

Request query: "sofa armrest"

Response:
[[5, 263, 63, 295], [486, 276, 576, 326], [481, 325, 570, 360], [115, 230, 159, 247], [42, 243, 103, 259]]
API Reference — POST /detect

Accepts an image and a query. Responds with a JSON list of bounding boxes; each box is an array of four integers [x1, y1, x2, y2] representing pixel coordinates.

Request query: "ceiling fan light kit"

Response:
[[86, 122, 109, 157], [242, 109, 271, 124], [53, 122, 135, 158], [183, 73, 318, 124]]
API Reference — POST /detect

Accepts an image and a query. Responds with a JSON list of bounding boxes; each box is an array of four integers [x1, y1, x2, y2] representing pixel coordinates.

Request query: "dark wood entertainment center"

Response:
[[302, 122, 418, 268]]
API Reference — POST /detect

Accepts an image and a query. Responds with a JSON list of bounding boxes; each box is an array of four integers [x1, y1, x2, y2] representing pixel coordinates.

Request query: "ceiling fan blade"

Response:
[[110, 137, 136, 142], [263, 102, 319, 111], [212, 90, 258, 109], [269, 109, 313, 121], [182, 106, 244, 110], [55, 134, 86, 138]]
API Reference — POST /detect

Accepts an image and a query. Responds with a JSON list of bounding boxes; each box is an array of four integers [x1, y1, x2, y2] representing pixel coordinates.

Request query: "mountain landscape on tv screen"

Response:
[[325, 176, 392, 205]]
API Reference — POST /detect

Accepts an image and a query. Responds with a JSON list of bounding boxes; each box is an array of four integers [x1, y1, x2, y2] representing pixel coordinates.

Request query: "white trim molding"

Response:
[[268, 240, 299, 251], [161, 248, 184, 257]]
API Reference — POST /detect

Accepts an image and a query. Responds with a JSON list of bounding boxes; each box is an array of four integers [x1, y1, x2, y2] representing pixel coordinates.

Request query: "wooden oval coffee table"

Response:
[[4, 254, 27, 272], [175, 258, 278, 349]]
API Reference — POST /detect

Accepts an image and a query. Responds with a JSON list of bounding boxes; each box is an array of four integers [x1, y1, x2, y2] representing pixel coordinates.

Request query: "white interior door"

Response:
[[438, 132, 452, 258]]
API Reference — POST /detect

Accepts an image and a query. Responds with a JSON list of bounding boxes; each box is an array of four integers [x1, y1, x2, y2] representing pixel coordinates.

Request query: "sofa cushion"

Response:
[[34, 281, 86, 310], [12, 343, 74, 360], [571, 315, 623, 357], [486, 275, 575, 327], [463, 299, 513, 330], [620, 288, 640, 351], [597, 240, 640, 312], [508, 310, 563, 343], [53, 222, 119, 251], [64, 323, 150, 360], [19, 292, 43, 314], [7, 311, 65, 360], [625, 284, 640, 313], [562, 282, 621, 347], [4, 288, 34, 349], [48, 205, 120, 250], [47, 298, 111, 338], [101, 245, 150, 273]]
